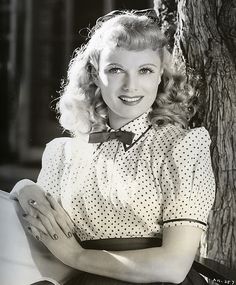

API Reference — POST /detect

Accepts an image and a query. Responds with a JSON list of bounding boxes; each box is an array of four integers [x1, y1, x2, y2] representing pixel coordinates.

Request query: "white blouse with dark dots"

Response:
[[36, 112, 215, 241]]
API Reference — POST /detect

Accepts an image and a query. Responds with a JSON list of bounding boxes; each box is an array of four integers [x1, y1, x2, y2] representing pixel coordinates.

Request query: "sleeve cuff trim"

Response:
[[163, 218, 207, 227]]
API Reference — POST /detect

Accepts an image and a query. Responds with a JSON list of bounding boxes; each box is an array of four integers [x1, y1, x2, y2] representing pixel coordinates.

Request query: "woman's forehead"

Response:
[[98, 47, 162, 67]]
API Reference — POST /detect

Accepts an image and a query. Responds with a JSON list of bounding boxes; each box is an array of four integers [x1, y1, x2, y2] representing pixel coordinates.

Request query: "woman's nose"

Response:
[[122, 73, 138, 92]]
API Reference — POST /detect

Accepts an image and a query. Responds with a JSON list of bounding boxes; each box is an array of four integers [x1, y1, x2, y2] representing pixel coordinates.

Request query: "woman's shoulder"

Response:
[[178, 126, 211, 147], [47, 133, 89, 146], [44, 137, 72, 154], [152, 123, 211, 152], [44, 135, 94, 164], [46, 137, 72, 147], [42, 137, 72, 163]]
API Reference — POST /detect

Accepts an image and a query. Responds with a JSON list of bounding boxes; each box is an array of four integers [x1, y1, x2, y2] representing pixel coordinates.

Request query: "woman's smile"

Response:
[[119, 95, 144, 105]]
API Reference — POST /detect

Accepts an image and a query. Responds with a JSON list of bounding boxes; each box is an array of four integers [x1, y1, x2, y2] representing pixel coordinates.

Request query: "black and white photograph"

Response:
[[0, 0, 235, 284]]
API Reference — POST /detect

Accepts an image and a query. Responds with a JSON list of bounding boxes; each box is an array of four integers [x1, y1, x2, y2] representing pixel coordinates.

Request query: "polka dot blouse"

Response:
[[36, 112, 215, 241]]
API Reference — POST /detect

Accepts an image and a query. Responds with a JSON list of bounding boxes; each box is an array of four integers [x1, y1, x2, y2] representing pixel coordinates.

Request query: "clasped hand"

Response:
[[19, 186, 83, 267]]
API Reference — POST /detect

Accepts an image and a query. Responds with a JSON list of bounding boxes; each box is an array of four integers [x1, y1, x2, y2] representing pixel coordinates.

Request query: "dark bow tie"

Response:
[[89, 130, 135, 145]]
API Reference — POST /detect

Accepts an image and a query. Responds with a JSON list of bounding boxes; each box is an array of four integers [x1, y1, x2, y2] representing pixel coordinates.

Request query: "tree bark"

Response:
[[154, 0, 236, 268]]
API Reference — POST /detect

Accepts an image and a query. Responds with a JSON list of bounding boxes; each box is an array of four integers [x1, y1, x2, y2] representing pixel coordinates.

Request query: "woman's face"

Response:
[[95, 47, 163, 129]]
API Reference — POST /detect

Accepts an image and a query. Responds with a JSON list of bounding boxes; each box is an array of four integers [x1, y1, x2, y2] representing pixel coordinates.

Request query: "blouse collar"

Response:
[[108, 111, 152, 150]]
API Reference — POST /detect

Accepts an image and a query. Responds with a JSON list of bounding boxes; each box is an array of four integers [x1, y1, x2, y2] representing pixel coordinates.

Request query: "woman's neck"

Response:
[[108, 112, 134, 130]]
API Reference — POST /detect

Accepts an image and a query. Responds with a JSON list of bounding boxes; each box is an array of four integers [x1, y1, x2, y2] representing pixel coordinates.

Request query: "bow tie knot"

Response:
[[89, 130, 135, 145]]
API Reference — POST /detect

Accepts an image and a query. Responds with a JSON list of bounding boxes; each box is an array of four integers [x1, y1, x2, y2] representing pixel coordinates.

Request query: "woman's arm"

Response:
[[74, 226, 202, 284], [25, 198, 202, 284]]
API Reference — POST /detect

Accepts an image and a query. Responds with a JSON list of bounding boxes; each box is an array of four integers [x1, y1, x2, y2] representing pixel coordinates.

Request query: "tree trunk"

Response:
[[154, 0, 236, 268]]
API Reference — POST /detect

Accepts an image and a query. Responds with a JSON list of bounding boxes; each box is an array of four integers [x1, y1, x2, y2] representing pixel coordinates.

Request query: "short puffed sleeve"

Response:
[[160, 127, 215, 231], [37, 137, 71, 200]]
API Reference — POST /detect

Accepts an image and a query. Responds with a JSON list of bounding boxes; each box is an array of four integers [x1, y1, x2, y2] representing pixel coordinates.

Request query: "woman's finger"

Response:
[[23, 214, 52, 237], [60, 211, 75, 234], [27, 207, 38, 219], [45, 193, 75, 231], [27, 225, 41, 241], [37, 212, 60, 240], [44, 192, 60, 210], [53, 211, 73, 238], [64, 213, 76, 232]]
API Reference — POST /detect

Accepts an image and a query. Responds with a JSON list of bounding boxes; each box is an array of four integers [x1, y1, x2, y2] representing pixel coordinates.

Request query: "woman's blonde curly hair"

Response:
[[57, 11, 199, 136]]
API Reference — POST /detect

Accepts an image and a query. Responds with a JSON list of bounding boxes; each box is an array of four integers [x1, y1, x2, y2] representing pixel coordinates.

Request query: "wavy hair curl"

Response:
[[58, 11, 199, 136]]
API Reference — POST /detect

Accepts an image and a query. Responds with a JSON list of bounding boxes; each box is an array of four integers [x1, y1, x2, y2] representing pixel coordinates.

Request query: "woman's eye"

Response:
[[108, 67, 123, 74], [139, 68, 154, 74]]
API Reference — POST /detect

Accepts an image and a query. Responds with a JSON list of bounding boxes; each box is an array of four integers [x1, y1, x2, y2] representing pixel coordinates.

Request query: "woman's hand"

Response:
[[24, 202, 83, 267], [18, 184, 75, 239]]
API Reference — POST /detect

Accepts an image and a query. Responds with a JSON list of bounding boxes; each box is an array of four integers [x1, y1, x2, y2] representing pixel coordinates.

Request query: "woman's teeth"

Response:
[[119, 96, 142, 102]]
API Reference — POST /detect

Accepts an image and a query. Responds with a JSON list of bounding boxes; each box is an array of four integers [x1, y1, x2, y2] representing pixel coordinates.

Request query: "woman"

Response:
[[11, 9, 215, 284]]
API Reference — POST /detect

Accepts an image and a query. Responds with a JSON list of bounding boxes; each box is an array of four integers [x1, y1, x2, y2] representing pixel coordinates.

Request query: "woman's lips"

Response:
[[119, 95, 143, 105]]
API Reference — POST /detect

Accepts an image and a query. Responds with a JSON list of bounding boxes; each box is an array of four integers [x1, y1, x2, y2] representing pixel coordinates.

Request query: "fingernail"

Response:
[[53, 234, 58, 240], [29, 199, 36, 205], [67, 232, 72, 238]]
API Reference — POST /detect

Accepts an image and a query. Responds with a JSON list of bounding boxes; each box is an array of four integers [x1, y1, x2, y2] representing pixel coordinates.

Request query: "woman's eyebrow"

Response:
[[139, 63, 158, 68], [106, 63, 123, 67]]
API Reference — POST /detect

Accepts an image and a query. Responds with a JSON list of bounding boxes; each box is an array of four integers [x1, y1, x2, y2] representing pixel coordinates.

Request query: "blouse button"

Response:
[[157, 220, 163, 226]]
